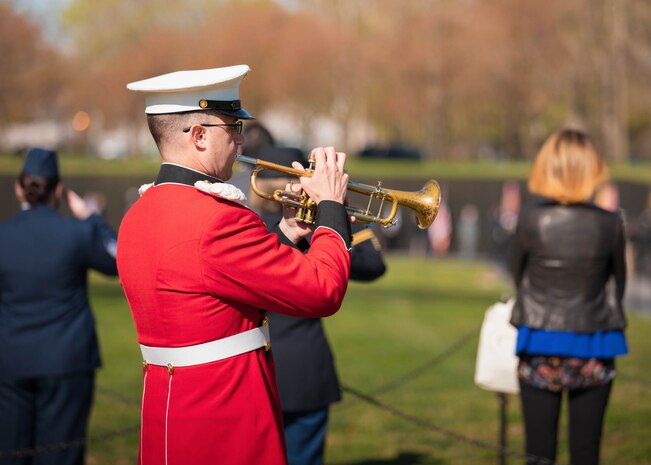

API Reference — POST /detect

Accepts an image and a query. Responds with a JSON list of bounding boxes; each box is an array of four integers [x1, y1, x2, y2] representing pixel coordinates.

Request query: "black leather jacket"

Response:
[[510, 200, 627, 333]]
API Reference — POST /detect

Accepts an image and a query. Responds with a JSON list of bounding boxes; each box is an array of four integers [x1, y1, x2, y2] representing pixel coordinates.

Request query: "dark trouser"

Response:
[[283, 408, 329, 465], [519, 380, 612, 465], [0, 372, 95, 465]]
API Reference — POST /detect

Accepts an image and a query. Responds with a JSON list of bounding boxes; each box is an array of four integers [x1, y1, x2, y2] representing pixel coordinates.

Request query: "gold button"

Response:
[[264, 342, 271, 352], [142, 360, 149, 371], [167, 363, 174, 375]]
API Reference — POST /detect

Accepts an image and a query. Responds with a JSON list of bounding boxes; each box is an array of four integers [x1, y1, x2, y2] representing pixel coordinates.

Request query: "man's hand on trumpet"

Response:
[[278, 146, 349, 244], [278, 181, 313, 243], [299, 147, 348, 205]]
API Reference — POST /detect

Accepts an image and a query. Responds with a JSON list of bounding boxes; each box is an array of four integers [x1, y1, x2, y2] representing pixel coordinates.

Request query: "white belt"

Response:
[[140, 325, 270, 368]]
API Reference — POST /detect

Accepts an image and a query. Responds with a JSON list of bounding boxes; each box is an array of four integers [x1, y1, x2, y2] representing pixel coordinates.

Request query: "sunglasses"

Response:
[[182, 121, 243, 134]]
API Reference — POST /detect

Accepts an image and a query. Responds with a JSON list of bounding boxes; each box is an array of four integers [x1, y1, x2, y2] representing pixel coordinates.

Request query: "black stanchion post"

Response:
[[498, 392, 508, 465]]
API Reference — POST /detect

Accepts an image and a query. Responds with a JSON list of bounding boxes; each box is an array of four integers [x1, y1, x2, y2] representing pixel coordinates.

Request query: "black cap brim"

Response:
[[217, 108, 255, 120]]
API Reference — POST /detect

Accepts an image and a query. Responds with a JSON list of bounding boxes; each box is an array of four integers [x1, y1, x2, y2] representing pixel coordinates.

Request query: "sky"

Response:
[[11, 0, 72, 43], [9, 0, 298, 45]]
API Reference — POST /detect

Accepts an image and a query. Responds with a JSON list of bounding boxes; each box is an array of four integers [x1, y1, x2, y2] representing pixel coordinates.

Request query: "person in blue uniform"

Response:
[[250, 146, 387, 465], [0, 148, 118, 465]]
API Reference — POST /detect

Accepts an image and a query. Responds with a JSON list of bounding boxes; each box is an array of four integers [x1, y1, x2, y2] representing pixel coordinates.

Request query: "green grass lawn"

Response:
[[2, 153, 651, 184], [86, 256, 651, 465]]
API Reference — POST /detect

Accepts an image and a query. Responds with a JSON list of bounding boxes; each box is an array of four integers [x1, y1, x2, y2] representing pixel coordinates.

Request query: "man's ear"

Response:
[[14, 180, 25, 203], [55, 182, 64, 199], [189, 125, 208, 149]]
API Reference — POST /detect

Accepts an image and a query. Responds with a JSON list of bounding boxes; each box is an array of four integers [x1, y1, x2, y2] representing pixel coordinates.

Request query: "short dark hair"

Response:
[[147, 113, 183, 148], [147, 111, 236, 148], [18, 173, 58, 205]]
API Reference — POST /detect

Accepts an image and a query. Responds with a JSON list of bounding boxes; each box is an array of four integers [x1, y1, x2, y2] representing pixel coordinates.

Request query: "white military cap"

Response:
[[127, 64, 254, 119]]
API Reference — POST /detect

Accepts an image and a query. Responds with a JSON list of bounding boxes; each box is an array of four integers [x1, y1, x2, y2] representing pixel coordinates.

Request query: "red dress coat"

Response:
[[117, 164, 351, 465]]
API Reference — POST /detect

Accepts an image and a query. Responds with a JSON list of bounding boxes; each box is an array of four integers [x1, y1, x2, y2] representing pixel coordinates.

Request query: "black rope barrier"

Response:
[[96, 384, 142, 406], [0, 438, 85, 459], [341, 383, 567, 465], [0, 424, 141, 458], [367, 327, 479, 396], [1, 335, 647, 463], [335, 328, 568, 464]]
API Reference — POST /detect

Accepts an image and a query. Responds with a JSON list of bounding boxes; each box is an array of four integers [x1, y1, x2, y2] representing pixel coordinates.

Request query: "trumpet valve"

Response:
[[303, 195, 317, 224], [384, 219, 398, 229]]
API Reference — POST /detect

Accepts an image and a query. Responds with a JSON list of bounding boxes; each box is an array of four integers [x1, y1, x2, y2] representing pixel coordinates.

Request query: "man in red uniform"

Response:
[[117, 64, 351, 465]]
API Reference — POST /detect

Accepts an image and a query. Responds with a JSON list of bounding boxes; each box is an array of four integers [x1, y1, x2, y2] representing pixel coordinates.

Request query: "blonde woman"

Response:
[[510, 129, 628, 465]]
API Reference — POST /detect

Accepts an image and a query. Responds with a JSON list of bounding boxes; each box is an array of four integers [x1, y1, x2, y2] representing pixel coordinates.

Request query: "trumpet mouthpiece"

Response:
[[235, 155, 257, 165]]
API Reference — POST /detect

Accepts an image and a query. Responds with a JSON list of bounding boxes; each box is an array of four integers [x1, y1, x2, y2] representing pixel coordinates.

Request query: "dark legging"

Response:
[[519, 380, 612, 465]]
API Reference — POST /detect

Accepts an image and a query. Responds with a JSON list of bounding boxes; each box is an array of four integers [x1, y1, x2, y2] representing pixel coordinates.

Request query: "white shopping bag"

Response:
[[474, 298, 520, 394]]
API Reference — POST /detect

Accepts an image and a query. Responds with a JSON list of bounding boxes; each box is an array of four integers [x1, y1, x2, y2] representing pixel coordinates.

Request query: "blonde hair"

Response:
[[528, 129, 609, 204]]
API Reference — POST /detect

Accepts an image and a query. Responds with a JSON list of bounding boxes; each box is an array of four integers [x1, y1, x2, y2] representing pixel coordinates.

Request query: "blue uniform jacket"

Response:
[[0, 205, 118, 382], [267, 221, 386, 411]]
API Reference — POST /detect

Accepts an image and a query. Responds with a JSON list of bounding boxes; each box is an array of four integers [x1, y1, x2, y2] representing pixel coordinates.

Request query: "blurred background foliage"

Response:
[[2, 0, 651, 163]]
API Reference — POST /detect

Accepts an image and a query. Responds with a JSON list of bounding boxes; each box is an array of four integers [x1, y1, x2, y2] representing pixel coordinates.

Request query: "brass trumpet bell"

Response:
[[347, 178, 442, 229], [237, 155, 441, 229]]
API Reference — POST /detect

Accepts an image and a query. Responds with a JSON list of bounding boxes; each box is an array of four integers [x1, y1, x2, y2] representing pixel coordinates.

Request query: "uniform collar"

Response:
[[18, 203, 56, 215], [155, 163, 222, 187]]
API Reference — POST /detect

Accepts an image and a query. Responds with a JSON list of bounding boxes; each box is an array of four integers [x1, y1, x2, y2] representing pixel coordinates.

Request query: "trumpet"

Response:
[[236, 155, 441, 229]]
